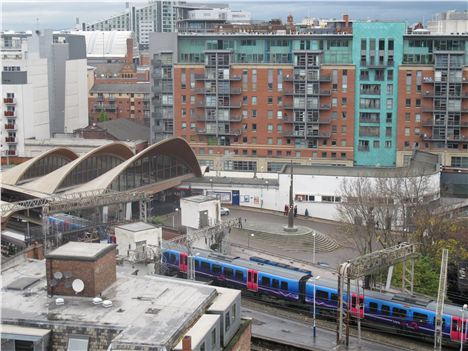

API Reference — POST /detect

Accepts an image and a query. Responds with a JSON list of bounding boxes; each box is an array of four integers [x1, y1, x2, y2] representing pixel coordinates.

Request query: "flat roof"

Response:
[[116, 222, 156, 232], [174, 314, 220, 350], [45, 242, 116, 261], [208, 286, 240, 312], [1, 259, 219, 349], [182, 195, 218, 203], [1, 324, 51, 338]]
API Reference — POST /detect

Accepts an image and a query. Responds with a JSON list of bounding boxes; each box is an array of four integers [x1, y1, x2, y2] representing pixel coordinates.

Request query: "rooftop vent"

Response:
[[55, 298, 65, 305], [93, 297, 103, 305], [102, 300, 113, 308]]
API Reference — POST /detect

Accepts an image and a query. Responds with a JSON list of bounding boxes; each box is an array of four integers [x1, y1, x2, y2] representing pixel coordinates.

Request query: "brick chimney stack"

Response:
[[343, 14, 349, 28], [126, 38, 134, 65], [182, 336, 192, 351]]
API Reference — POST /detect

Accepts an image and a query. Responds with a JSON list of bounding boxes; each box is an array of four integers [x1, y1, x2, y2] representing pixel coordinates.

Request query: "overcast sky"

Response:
[[2, 1, 467, 32]]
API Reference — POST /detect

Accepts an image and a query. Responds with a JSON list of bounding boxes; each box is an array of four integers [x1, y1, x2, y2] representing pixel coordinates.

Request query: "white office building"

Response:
[[427, 10, 468, 34], [1, 30, 88, 157]]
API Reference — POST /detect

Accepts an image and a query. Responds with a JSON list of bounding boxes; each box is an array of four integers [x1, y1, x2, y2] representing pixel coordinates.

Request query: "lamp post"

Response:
[[248, 233, 254, 249], [209, 178, 213, 192], [312, 231, 316, 264], [312, 275, 320, 338], [173, 208, 179, 228], [461, 304, 468, 351]]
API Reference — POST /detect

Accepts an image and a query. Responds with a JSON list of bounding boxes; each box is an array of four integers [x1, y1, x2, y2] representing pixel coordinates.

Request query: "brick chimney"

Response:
[[343, 14, 349, 28], [182, 336, 192, 351], [126, 38, 134, 65]]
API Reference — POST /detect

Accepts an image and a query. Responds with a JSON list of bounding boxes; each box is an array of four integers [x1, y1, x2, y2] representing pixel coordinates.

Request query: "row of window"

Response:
[[295, 195, 342, 203]]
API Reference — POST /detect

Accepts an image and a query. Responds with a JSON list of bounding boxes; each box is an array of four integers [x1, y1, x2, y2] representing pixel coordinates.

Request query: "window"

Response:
[[67, 336, 89, 351], [369, 302, 378, 314], [225, 312, 231, 332], [242, 96, 248, 105], [332, 98, 338, 107], [413, 312, 428, 324], [277, 111, 283, 119], [201, 261, 210, 271], [267, 138, 273, 145], [267, 124, 273, 133], [252, 123, 257, 131], [385, 140, 392, 148], [342, 97, 347, 106], [393, 308, 407, 319], [415, 114, 421, 123], [272, 279, 279, 288], [381, 304, 390, 315], [252, 110, 257, 118], [267, 96, 273, 104], [252, 96, 257, 105], [235, 270, 244, 281], [181, 123, 187, 129], [316, 290, 329, 300], [281, 281, 288, 290], [415, 99, 421, 107], [405, 128, 410, 137], [373, 140, 380, 148], [232, 304, 237, 320], [261, 276, 271, 286], [224, 267, 233, 278], [405, 99, 411, 107], [211, 329, 216, 348]]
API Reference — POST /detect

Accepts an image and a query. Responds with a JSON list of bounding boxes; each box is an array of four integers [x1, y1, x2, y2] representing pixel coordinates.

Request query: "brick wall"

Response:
[[46, 248, 116, 297], [224, 318, 252, 351]]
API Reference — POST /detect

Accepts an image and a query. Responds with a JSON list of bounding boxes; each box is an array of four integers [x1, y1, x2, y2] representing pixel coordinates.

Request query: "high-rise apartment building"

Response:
[[1, 30, 88, 157], [83, 1, 229, 48], [149, 23, 468, 171]]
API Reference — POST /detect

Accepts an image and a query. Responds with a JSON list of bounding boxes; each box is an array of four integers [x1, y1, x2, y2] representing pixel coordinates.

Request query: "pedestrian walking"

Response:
[[284, 204, 288, 215], [294, 205, 298, 217]]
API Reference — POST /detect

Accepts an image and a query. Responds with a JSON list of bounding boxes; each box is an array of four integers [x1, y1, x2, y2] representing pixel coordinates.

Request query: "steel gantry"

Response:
[[1, 188, 150, 252], [336, 242, 419, 346]]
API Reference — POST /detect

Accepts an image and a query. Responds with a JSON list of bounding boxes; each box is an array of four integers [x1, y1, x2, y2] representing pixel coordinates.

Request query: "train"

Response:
[[163, 247, 468, 348]]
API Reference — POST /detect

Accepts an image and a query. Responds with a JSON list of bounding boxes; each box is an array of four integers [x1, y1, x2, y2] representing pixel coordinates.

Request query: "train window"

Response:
[[452, 319, 458, 331], [212, 264, 222, 274], [331, 293, 338, 303], [393, 308, 407, 319], [381, 304, 390, 315], [224, 267, 233, 278], [261, 277, 271, 286], [235, 270, 244, 281], [272, 279, 279, 289], [316, 290, 329, 300], [352, 296, 357, 308], [413, 312, 428, 324], [281, 281, 288, 290], [201, 261, 210, 271], [195, 260, 200, 270], [369, 302, 378, 313], [169, 253, 176, 264]]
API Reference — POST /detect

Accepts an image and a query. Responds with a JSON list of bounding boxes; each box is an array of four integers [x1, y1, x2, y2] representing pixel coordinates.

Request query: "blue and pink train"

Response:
[[163, 248, 467, 347]]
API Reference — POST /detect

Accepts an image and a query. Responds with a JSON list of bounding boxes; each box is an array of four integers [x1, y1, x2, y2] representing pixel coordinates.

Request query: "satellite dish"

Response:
[[72, 279, 85, 293], [49, 279, 58, 287], [53, 271, 63, 280], [63, 272, 72, 279]]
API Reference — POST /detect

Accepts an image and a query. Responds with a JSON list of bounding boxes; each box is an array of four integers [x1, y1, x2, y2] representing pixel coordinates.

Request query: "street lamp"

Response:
[[312, 231, 316, 265], [248, 233, 255, 249], [461, 304, 468, 351], [173, 208, 179, 228], [312, 275, 321, 338], [209, 178, 213, 191], [265, 180, 269, 191]]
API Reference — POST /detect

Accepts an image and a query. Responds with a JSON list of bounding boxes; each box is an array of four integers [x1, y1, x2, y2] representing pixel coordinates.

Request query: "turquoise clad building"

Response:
[[352, 22, 406, 166]]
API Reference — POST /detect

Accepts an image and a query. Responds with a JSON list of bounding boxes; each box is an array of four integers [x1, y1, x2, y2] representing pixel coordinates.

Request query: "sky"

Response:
[[1, 0, 467, 32]]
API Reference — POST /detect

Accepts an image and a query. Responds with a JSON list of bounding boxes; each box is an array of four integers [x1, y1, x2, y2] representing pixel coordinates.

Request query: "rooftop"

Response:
[[116, 222, 156, 232], [45, 242, 116, 261], [96, 119, 150, 142], [2, 258, 218, 349], [182, 195, 218, 203], [90, 83, 151, 94]]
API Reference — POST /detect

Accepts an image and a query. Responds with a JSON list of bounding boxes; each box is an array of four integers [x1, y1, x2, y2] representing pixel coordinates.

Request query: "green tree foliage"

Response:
[[392, 256, 440, 297], [98, 110, 109, 122]]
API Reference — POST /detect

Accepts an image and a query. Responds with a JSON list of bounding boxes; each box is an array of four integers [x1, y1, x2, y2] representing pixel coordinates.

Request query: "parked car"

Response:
[[220, 207, 230, 216]]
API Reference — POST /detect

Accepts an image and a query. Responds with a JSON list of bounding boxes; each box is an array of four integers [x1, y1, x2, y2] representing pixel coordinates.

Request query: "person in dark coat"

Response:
[[294, 205, 298, 217], [284, 204, 289, 215]]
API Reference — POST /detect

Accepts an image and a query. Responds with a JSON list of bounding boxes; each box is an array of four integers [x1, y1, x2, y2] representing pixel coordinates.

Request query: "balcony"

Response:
[[196, 128, 242, 136], [282, 116, 331, 124], [196, 114, 242, 122], [4, 123, 16, 130], [6, 150, 16, 156], [422, 77, 434, 84], [423, 120, 468, 128], [4, 111, 16, 117], [5, 136, 16, 143], [283, 89, 331, 96], [195, 101, 241, 109], [194, 74, 241, 81], [194, 87, 241, 95], [282, 130, 330, 138], [283, 75, 331, 82], [3, 98, 15, 104]]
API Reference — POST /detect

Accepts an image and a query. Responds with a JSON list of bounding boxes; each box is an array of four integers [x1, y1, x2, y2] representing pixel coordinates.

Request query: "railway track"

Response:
[[242, 295, 433, 351]]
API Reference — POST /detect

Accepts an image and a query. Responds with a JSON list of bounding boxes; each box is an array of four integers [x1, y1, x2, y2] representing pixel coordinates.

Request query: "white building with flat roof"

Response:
[[1, 30, 88, 157], [427, 10, 468, 34]]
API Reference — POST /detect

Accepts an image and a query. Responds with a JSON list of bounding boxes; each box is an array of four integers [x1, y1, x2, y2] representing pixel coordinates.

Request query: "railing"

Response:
[[4, 111, 15, 117], [5, 137, 16, 143], [4, 123, 16, 130], [6, 150, 16, 156], [3, 98, 15, 104]]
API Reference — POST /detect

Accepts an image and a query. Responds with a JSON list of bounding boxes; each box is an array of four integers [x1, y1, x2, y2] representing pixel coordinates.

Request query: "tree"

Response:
[[98, 110, 109, 122]]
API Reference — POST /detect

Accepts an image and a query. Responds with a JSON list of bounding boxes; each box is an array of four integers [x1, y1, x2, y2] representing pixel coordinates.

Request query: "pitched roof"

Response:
[[97, 119, 150, 141]]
